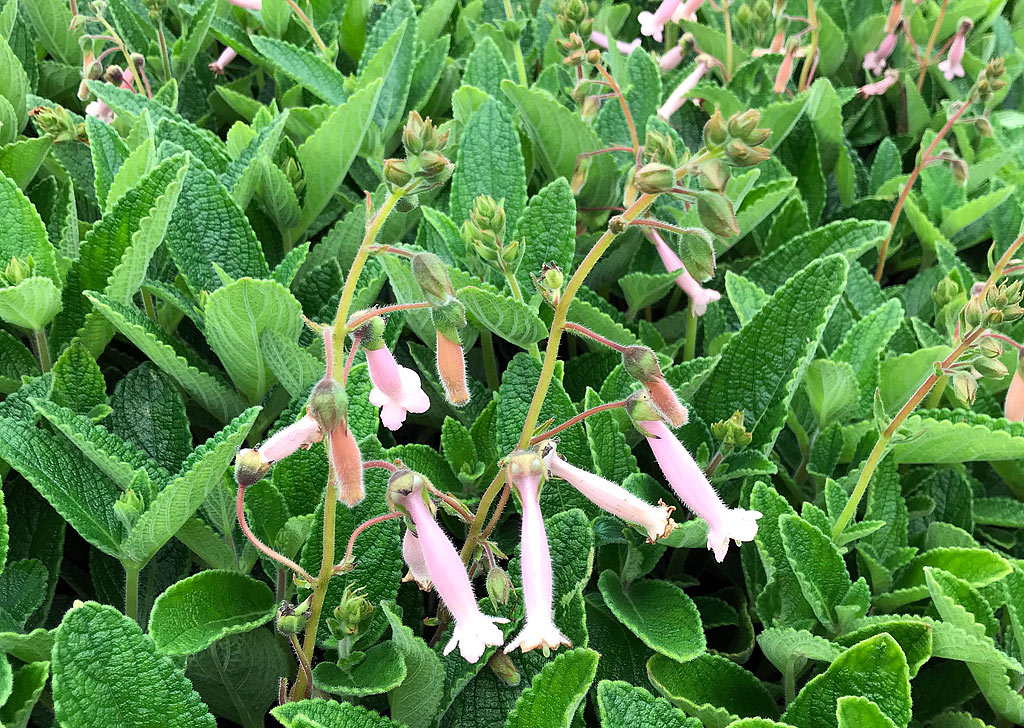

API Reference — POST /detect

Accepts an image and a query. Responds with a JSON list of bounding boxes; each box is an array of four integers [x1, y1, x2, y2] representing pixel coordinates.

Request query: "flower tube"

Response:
[[647, 229, 721, 316], [210, 46, 238, 75], [658, 54, 712, 120], [938, 19, 972, 81], [542, 442, 675, 542], [390, 470, 506, 662], [863, 30, 898, 76], [359, 315, 430, 430], [258, 414, 322, 463], [227, 0, 262, 9], [1006, 353, 1024, 422], [505, 450, 571, 655], [401, 530, 433, 591], [858, 69, 900, 98], [638, 0, 682, 42], [672, 0, 705, 22], [589, 31, 642, 56]]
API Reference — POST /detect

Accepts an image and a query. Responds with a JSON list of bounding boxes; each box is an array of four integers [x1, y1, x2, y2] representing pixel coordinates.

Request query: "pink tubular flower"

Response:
[[227, 0, 262, 9], [210, 46, 238, 75], [672, 0, 705, 22], [590, 31, 641, 56], [631, 401, 761, 561], [938, 19, 972, 81], [366, 345, 430, 431], [436, 330, 470, 407], [401, 530, 433, 591], [1006, 354, 1024, 421], [638, 0, 682, 42], [543, 443, 675, 543], [863, 31, 898, 76], [390, 471, 507, 662], [258, 414, 322, 463], [505, 451, 571, 655], [859, 68, 900, 98], [657, 54, 712, 120], [648, 230, 720, 316], [86, 99, 115, 124], [314, 328, 364, 506], [773, 43, 799, 94], [660, 44, 684, 72]]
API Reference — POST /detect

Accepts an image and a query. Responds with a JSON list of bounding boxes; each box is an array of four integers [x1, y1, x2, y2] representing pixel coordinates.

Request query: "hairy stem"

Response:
[[285, 0, 329, 56], [594, 63, 640, 154], [289, 633, 313, 699], [345, 301, 433, 333], [459, 470, 507, 563], [503, 0, 529, 86], [33, 329, 51, 372], [529, 400, 627, 444], [722, 0, 734, 80], [481, 330, 500, 389], [124, 564, 139, 623], [684, 298, 698, 361], [337, 511, 403, 571], [797, 0, 818, 92], [237, 485, 315, 583], [293, 480, 337, 698], [564, 321, 630, 352]]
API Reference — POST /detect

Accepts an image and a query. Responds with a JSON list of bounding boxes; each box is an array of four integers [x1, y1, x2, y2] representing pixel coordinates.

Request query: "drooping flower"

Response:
[[938, 19, 972, 81], [863, 30, 899, 76], [638, 0, 682, 42], [85, 99, 115, 124], [657, 54, 713, 120], [660, 44, 685, 71], [359, 315, 430, 430], [504, 451, 571, 655], [210, 46, 238, 75], [389, 470, 506, 662], [622, 345, 689, 427], [672, 0, 705, 22], [589, 31, 641, 56], [542, 442, 675, 542], [311, 328, 364, 506], [858, 68, 900, 98], [1006, 353, 1024, 421], [629, 394, 761, 562], [401, 530, 433, 591], [648, 229, 721, 316], [258, 414, 322, 463], [412, 252, 471, 408], [436, 330, 470, 407], [752, 30, 786, 57], [773, 39, 800, 94]]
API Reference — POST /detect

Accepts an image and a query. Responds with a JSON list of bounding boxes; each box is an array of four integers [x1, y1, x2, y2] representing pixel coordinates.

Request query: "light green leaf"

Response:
[[148, 570, 276, 655], [803, 360, 858, 429], [890, 410, 1024, 464], [261, 329, 325, 400], [0, 170, 58, 284], [382, 603, 443, 728], [597, 571, 705, 663], [877, 547, 1011, 610], [973, 497, 1024, 527], [457, 285, 546, 349], [19, 0, 78, 64], [781, 514, 855, 632], [1, 659, 49, 728], [725, 271, 768, 326], [205, 278, 303, 402], [620, 270, 682, 315], [273, 699, 404, 728], [175, 0, 216, 78], [313, 641, 407, 697], [356, 0, 416, 137], [836, 696, 899, 728], [756, 626, 841, 678], [249, 35, 347, 105], [0, 329, 38, 393], [0, 277, 61, 331], [514, 178, 577, 293], [505, 648, 599, 728], [106, 138, 156, 214], [0, 136, 53, 190], [596, 680, 699, 728], [52, 602, 216, 728], [120, 407, 259, 569], [0, 37, 27, 142]]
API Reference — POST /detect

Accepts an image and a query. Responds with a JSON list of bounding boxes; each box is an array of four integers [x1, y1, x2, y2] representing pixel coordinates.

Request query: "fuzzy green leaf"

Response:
[[505, 648, 599, 728], [313, 641, 407, 698], [249, 35, 347, 105], [382, 602, 444, 728], [596, 680, 699, 728], [458, 285, 547, 348], [780, 515, 852, 631]]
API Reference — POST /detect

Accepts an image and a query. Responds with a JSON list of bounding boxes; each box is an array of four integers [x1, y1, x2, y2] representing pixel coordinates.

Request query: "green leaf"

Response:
[[836, 619, 932, 678], [756, 626, 841, 678], [457, 285, 546, 349], [750, 482, 816, 628], [108, 363, 192, 472], [261, 329, 326, 400], [878, 547, 1011, 610], [174, 0, 215, 79], [86, 115, 127, 210], [0, 329, 38, 393], [832, 299, 903, 414], [120, 407, 259, 569], [803, 360, 858, 429], [505, 648, 599, 728], [293, 80, 382, 237], [501, 81, 616, 207], [725, 271, 768, 326], [692, 255, 847, 456], [890, 410, 1024, 464], [85, 292, 247, 422], [973, 497, 1024, 527], [19, 0, 78, 64], [382, 603, 444, 728], [836, 696, 899, 728], [597, 571, 705, 663], [647, 652, 779, 728], [1, 659, 49, 728], [514, 178, 577, 293], [596, 680, 699, 728], [164, 160, 269, 297], [106, 138, 156, 213], [273, 699, 404, 728], [223, 114, 288, 210], [450, 97, 527, 229], [0, 37, 27, 143], [619, 270, 683, 315], [249, 35, 347, 105], [52, 602, 216, 728], [463, 36, 513, 104], [0, 170, 58, 284], [204, 278, 303, 402], [0, 559, 47, 628], [779, 514, 852, 632], [313, 641, 407, 697], [0, 277, 61, 331], [357, 0, 417, 137], [0, 137, 53, 190], [148, 570, 276, 655], [744, 221, 887, 291]]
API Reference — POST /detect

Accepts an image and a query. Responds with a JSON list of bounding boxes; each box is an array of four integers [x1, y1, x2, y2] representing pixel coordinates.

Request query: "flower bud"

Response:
[[331, 585, 375, 637], [276, 613, 307, 635], [975, 117, 993, 137], [736, 3, 754, 24], [622, 346, 662, 382], [711, 410, 753, 451], [308, 378, 348, 432], [468, 195, 506, 242], [403, 111, 429, 155], [383, 158, 413, 188], [725, 139, 771, 167], [486, 566, 513, 608], [696, 191, 740, 238], [932, 276, 960, 308], [352, 313, 387, 349], [418, 150, 450, 178], [950, 158, 969, 187], [963, 295, 986, 328], [644, 129, 677, 167], [113, 488, 146, 533], [978, 337, 1003, 359], [30, 106, 82, 143], [488, 652, 521, 686], [951, 370, 978, 405], [2, 256, 33, 286], [703, 108, 728, 148], [727, 109, 761, 139], [234, 448, 270, 487], [634, 163, 676, 195], [412, 252, 455, 305], [974, 356, 1009, 379], [609, 215, 627, 234], [698, 158, 729, 192], [436, 329, 470, 407]]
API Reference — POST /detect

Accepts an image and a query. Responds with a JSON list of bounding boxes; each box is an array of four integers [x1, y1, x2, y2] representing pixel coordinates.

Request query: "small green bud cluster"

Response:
[[704, 109, 771, 167], [531, 262, 564, 307], [328, 585, 375, 639], [1, 256, 34, 287], [462, 196, 523, 273], [711, 410, 753, 452], [962, 280, 1024, 330], [276, 597, 312, 636], [643, 130, 681, 169], [555, 0, 593, 66], [383, 112, 453, 195], [29, 106, 84, 143]]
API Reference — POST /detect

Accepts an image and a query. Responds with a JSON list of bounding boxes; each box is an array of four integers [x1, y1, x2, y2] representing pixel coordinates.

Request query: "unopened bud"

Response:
[[696, 191, 740, 237], [332, 585, 375, 636], [383, 158, 413, 188], [488, 652, 520, 686], [975, 117, 993, 137], [698, 158, 729, 192], [412, 252, 455, 304], [622, 346, 663, 382], [703, 108, 728, 149], [951, 370, 978, 405], [727, 109, 760, 139], [2, 256, 33, 286], [403, 111, 429, 155], [634, 163, 676, 195], [113, 488, 145, 532], [486, 566, 513, 607], [950, 158, 969, 187], [130, 53, 145, 69], [978, 337, 1003, 358], [933, 276, 960, 307], [644, 129, 677, 167], [974, 356, 1009, 379], [418, 150, 450, 178], [711, 410, 752, 450], [736, 3, 754, 24], [725, 139, 771, 167], [609, 215, 627, 234], [308, 378, 348, 432], [586, 49, 602, 65], [964, 296, 986, 328], [235, 448, 270, 487], [277, 614, 307, 635], [580, 95, 600, 121]]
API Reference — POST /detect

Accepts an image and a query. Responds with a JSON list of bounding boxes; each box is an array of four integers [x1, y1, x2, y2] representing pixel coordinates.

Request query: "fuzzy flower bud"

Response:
[[634, 163, 676, 195], [412, 252, 455, 305], [436, 329, 470, 407], [1005, 352, 1024, 421], [308, 378, 348, 433], [696, 191, 740, 238], [622, 346, 689, 427], [258, 414, 322, 463], [648, 230, 721, 316], [383, 158, 413, 188], [235, 447, 270, 487], [711, 410, 753, 450], [402, 530, 433, 590]]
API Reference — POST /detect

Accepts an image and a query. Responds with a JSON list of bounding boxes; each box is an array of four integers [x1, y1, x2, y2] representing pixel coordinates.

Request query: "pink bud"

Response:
[[773, 47, 798, 94], [858, 69, 900, 97], [393, 474, 506, 662], [589, 31, 641, 56], [543, 444, 676, 542], [210, 46, 238, 76], [658, 57, 711, 120], [258, 414, 322, 463], [638, 0, 682, 42], [330, 425, 364, 507], [436, 331, 470, 407], [660, 44, 684, 72], [1006, 367, 1024, 422], [648, 230, 720, 316], [119, 70, 134, 92], [863, 32, 898, 76], [641, 420, 762, 562], [504, 452, 571, 654], [401, 530, 433, 591], [366, 345, 431, 431]]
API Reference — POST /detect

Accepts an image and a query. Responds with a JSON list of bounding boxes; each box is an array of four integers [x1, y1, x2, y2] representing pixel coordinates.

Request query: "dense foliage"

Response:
[[1, 0, 1024, 726]]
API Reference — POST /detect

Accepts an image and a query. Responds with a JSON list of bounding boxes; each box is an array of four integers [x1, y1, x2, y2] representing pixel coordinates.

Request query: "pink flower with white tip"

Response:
[[86, 99, 115, 123], [227, 0, 261, 9], [401, 530, 433, 591], [542, 442, 676, 543], [647, 229, 720, 315], [628, 393, 761, 562], [210, 46, 238, 76], [504, 450, 571, 655], [589, 31, 641, 56], [672, 0, 705, 22], [638, 0, 682, 42], [389, 470, 507, 662], [938, 19, 972, 81], [1006, 353, 1024, 422], [858, 69, 900, 98], [658, 54, 713, 120], [357, 315, 430, 430], [258, 414, 322, 463], [863, 30, 898, 76]]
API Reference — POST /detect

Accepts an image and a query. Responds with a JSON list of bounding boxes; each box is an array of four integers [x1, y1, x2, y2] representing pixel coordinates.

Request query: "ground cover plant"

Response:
[[1, 0, 1024, 726]]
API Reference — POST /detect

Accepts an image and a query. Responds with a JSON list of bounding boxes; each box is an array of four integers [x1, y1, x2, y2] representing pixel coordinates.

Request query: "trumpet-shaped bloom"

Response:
[[401, 530, 433, 591], [638, 0, 681, 42], [366, 345, 430, 430], [773, 46, 799, 94], [319, 327, 364, 506], [672, 0, 705, 22], [641, 419, 762, 561], [258, 414, 322, 463], [590, 32, 641, 56], [660, 44, 684, 72], [658, 56, 711, 120], [1006, 367, 1024, 422], [505, 452, 571, 654], [544, 444, 675, 542], [393, 475, 506, 662], [859, 69, 900, 98], [863, 32, 898, 76], [86, 99, 115, 124], [436, 330, 470, 407], [210, 46, 238, 75], [649, 230, 721, 316], [938, 21, 970, 80]]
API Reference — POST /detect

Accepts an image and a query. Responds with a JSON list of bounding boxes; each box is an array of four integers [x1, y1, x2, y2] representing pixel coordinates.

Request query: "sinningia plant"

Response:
[[3, 0, 1024, 727]]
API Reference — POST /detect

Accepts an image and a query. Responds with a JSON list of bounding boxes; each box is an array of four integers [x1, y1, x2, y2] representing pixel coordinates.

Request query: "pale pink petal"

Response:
[[1006, 369, 1024, 421], [402, 530, 433, 590], [658, 60, 710, 120], [648, 230, 720, 316], [380, 402, 408, 430], [258, 414, 322, 462], [672, 0, 705, 22]]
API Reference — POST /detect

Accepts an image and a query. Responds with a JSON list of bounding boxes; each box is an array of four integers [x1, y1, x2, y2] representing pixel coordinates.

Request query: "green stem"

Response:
[[124, 564, 139, 623], [503, 0, 528, 86], [797, 0, 818, 92], [722, 0, 733, 81], [293, 480, 337, 698], [33, 329, 51, 372], [481, 330, 500, 390], [784, 663, 796, 706], [284, 0, 329, 56], [142, 289, 158, 323], [459, 470, 507, 563], [156, 24, 172, 82], [917, 0, 950, 91], [502, 267, 540, 358], [684, 298, 697, 361], [926, 374, 948, 409]]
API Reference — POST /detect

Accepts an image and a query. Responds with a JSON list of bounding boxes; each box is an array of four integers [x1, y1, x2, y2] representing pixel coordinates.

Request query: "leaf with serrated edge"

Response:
[[596, 680, 700, 728], [505, 648, 598, 728], [382, 603, 443, 727], [458, 286, 546, 349], [273, 699, 404, 728]]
